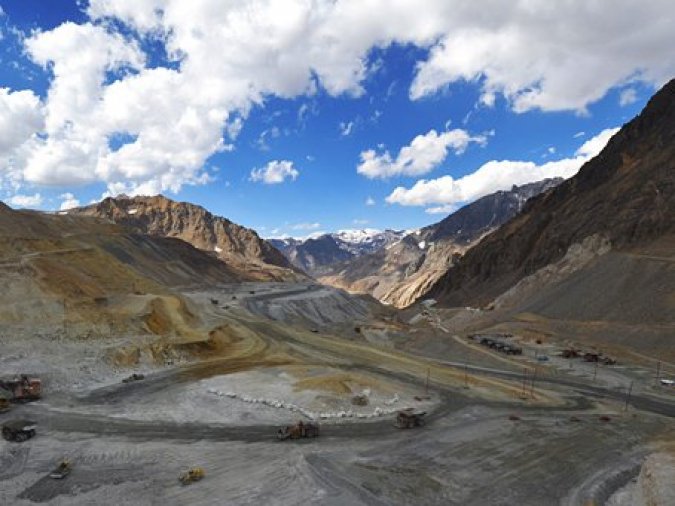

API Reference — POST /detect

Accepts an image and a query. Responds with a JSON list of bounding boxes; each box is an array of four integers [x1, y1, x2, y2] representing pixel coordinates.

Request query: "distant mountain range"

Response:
[[318, 178, 563, 307], [269, 229, 407, 276]]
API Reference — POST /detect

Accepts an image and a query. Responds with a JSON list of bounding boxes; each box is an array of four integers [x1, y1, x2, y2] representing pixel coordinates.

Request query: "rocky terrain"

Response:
[[68, 195, 301, 281], [270, 229, 406, 276], [426, 77, 675, 316], [320, 179, 562, 307]]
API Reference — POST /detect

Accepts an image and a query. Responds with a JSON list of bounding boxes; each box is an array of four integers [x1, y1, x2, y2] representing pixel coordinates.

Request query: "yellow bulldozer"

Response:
[[179, 467, 205, 485]]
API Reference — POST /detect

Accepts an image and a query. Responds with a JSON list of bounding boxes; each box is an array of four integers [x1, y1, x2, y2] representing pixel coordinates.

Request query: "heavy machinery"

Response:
[[277, 421, 320, 440], [0, 388, 11, 412], [122, 373, 145, 383], [49, 460, 73, 479], [179, 467, 205, 485], [0, 375, 42, 402], [2, 419, 37, 442], [395, 409, 426, 429]]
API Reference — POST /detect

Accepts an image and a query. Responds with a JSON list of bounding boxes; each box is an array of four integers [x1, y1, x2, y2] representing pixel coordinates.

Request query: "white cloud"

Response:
[[0, 0, 671, 196], [425, 204, 457, 215], [250, 160, 299, 184], [339, 120, 354, 136], [573, 131, 586, 138], [365, 196, 376, 206], [6, 193, 42, 208], [357, 128, 487, 179], [619, 88, 638, 106], [386, 127, 619, 210], [409, 2, 675, 113], [353, 218, 369, 225], [59, 192, 80, 210], [0, 88, 43, 155], [291, 222, 321, 231]]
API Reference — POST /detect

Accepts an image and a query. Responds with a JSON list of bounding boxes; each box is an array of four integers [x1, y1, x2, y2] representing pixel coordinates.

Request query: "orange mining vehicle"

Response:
[[277, 421, 320, 440], [0, 375, 42, 402]]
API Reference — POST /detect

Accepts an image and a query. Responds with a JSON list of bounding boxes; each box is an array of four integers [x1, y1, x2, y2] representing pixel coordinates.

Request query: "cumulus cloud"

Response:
[[357, 128, 487, 179], [409, 2, 675, 113], [59, 192, 80, 210], [250, 160, 299, 184], [1, 0, 673, 196], [619, 88, 638, 106], [6, 193, 42, 208], [365, 196, 376, 206], [386, 128, 619, 210]]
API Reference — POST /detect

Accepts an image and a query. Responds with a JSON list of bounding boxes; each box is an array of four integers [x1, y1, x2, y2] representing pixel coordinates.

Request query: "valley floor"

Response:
[[1, 282, 674, 505]]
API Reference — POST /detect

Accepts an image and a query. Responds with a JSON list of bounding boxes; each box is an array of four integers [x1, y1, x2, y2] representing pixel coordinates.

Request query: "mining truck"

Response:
[[0, 375, 41, 402], [277, 421, 320, 440], [395, 408, 426, 429], [2, 419, 37, 442]]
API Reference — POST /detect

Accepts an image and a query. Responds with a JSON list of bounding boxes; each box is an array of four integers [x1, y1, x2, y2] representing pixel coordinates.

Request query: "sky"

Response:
[[0, 1, 673, 238]]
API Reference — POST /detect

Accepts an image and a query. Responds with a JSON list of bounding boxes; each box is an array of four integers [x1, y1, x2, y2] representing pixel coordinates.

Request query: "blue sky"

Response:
[[0, 1, 672, 237]]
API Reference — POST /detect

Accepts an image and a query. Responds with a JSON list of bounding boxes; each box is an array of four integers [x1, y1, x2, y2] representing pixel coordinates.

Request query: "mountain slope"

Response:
[[270, 229, 406, 277], [0, 203, 244, 338], [426, 79, 675, 311], [68, 195, 301, 281], [320, 179, 562, 307]]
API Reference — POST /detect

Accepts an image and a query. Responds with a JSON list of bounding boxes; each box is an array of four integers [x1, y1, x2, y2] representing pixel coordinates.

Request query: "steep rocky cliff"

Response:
[[69, 195, 301, 281], [426, 79, 675, 308]]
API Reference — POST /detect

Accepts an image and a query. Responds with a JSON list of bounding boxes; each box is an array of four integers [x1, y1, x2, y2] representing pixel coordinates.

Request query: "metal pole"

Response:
[[655, 361, 661, 384], [624, 381, 634, 411]]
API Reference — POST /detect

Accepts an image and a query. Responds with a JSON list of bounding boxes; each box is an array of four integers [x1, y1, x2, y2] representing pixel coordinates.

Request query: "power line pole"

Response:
[[655, 361, 661, 385], [530, 367, 538, 398], [624, 381, 634, 411]]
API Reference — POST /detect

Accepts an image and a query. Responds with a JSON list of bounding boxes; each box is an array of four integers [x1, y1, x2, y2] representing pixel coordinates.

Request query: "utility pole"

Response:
[[655, 361, 661, 385], [425, 368, 430, 395], [530, 367, 538, 398], [464, 363, 469, 389], [624, 381, 634, 411], [63, 298, 67, 338]]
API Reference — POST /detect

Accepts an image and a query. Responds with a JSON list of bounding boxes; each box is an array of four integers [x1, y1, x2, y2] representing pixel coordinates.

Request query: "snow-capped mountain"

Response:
[[269, 229, 406, 276]]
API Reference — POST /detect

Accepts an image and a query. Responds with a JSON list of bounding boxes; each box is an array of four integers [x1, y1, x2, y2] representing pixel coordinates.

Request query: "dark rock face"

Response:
[[68, 195, 300, 281], [427, 79, 675, 307], [425, 178, 563, 245], [319, 179, 562, 307]]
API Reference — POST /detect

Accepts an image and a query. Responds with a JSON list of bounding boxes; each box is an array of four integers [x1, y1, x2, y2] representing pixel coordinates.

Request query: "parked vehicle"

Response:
[[122, 373, 145, 383], [277, 421, 320, 440], [2, 419, 37, 442], [395, 409, 426, 429]]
